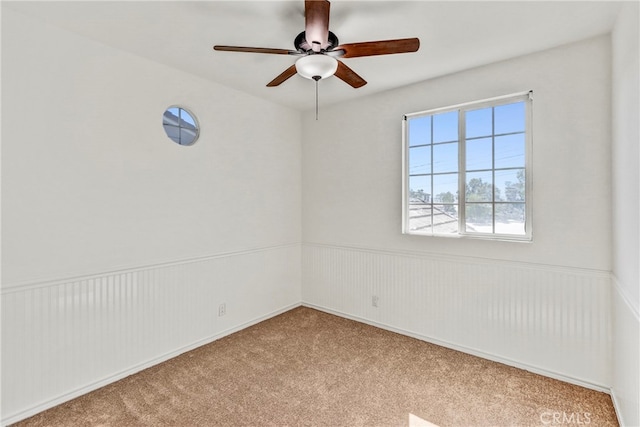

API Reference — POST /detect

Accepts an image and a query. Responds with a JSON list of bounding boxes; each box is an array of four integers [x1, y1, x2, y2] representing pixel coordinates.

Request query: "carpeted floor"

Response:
[[14, 306, 618, 426]]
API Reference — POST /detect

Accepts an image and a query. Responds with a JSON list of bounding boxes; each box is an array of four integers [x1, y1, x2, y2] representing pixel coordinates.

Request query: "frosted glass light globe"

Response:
[[295, 55, 338, 80]]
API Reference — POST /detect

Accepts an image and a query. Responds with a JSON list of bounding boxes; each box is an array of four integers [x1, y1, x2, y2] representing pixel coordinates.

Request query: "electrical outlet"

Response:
[[218, 303, 226, 317], [372, 295, 379, 308]]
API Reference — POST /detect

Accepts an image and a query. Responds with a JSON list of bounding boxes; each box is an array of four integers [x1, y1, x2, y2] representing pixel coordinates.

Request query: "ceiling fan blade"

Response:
[[266, 64, 298, 87], [305, 0, 330, 52], [214, 45, 297, 55], [336, 38, 420, 58], [334, 60, 367, 88]]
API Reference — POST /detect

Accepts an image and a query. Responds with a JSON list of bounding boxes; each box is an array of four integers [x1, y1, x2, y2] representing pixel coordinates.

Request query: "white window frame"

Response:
[[402, 91, 533, 241]]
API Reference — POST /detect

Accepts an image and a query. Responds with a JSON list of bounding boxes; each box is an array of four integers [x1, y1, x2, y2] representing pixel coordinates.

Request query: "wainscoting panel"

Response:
[[302, 243, 611, 390], [1, 244, 301, 425]]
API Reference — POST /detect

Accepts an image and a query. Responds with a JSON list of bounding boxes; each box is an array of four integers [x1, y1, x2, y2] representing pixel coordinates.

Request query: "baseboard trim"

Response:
[[302, 302, 611, 395], [1, 302, 302, 426], [610, 276, 640, 427], [610, 387, 628, 427]]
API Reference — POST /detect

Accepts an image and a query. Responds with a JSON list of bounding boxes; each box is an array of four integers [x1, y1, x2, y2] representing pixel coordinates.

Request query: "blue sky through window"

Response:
[[433, 111, 458, 143], [406, 99, 528, 236], [495, 102, 525, 134]]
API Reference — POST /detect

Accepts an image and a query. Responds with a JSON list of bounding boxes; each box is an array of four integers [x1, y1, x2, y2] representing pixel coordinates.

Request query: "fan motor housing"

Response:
[[294, 31, 339, 53]]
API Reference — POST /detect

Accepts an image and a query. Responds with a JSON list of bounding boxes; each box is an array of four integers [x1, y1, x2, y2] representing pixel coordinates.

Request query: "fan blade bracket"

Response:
[[325, 49, 345, 58]]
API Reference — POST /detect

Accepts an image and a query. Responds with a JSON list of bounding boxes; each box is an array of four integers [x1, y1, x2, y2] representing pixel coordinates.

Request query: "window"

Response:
[[402, 92, 532, 240], [162, 106, 200, 146]]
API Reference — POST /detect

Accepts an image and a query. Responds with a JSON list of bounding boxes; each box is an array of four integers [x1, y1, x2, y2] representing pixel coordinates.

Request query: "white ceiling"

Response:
[[4, 1, 623, 112]]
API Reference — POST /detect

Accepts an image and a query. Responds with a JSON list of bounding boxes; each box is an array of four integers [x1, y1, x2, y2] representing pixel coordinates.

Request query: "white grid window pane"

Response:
[[409, 146, 432, 175], [433, 173, 458, 202], [433, 111, 458, 143], [466, 203, 493, 232], [433, 142, 458, 173], [404, 92, 530, 240], [466, 107, 492, 138], [466, 171, 493, 202], [495, 134, 525, 169], [495, 203, 525, 234], [495, 169, 525, 202], [466, 137, 492, 171], [409, 116, 432, 147], [495, 102, 525, 134]]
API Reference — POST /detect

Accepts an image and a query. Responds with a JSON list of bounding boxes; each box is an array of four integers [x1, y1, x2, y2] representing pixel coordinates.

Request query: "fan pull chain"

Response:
[[313, 76, 320, 120]]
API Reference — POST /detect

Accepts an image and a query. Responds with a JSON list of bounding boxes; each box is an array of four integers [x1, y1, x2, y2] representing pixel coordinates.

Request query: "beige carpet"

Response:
[[14, 307, 618, 426]]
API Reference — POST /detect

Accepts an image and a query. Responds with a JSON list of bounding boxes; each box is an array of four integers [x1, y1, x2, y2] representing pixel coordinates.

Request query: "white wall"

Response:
[[2, 3, 633, 425], [1, 8, 301, 424], [611, 2, 640, 425], [302, 36, 613, 390], [2, 9, 301, 286]]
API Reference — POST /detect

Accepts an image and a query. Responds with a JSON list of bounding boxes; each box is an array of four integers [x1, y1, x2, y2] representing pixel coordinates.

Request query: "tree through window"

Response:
[[403, 92, 532, 240]]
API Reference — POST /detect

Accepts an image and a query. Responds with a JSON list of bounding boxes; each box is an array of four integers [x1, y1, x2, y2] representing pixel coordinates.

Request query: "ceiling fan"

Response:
[[213, 0, 420, 89]]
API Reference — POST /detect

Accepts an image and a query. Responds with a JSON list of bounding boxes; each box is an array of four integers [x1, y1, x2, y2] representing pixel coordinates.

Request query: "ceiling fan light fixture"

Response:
[[295, 54, 338, 80]]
